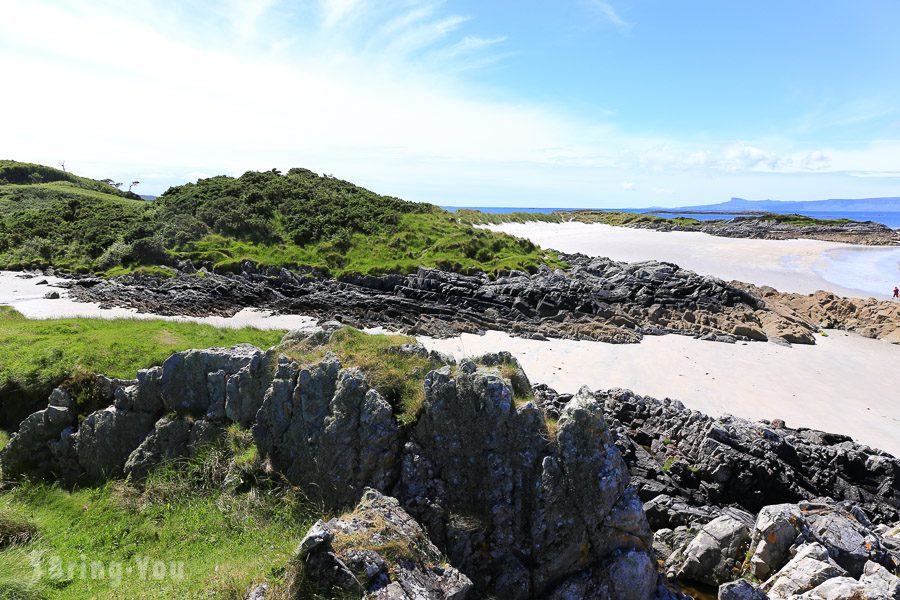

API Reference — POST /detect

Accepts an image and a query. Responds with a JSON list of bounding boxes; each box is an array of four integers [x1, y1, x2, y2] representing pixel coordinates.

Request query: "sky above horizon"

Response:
[[2, 0, 900, 207]]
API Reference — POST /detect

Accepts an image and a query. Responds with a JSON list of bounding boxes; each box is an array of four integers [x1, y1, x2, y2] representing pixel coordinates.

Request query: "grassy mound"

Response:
[[0, 161, 561, 276], [454, 208, 702, 228]]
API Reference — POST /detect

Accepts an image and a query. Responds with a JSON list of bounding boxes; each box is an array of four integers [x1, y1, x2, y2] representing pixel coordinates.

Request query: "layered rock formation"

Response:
[[63, 254, 818, 345]]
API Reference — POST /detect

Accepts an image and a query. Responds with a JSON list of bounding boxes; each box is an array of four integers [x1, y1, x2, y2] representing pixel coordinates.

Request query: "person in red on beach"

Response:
[[894, 286, 899, 299]]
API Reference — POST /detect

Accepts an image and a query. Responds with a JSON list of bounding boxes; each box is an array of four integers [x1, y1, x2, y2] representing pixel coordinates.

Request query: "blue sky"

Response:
[[2, 0, 899, 207]]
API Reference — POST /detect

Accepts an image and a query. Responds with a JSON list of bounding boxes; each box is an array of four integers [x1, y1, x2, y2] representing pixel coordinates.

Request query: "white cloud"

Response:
[[1, 0, 899, 206]]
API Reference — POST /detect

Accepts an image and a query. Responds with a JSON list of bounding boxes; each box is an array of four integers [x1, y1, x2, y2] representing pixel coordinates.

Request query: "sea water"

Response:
[[814, 246, 900, 298]]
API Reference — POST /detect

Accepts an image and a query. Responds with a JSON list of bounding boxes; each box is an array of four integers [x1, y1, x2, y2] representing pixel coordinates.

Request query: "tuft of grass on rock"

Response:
[[282, 327, 447, 426]]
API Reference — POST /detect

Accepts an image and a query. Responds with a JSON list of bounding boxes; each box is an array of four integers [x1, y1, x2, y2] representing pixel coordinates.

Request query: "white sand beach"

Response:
[[420, 330, 900, 456], [488, 221, 900, 299]]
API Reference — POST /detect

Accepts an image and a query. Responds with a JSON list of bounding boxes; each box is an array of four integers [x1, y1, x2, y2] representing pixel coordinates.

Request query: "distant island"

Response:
[[674, 196, 900, 213]]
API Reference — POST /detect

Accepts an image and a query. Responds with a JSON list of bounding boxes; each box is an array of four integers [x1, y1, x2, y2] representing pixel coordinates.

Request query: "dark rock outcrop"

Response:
[[63, 254, 817, 345]]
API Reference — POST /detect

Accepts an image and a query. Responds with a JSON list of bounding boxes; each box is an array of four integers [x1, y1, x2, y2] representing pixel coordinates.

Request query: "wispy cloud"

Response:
[[589, 1, 632, 28]]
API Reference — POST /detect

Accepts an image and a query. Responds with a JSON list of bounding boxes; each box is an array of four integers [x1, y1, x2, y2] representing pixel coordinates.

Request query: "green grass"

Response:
[[746, 213, 863, 227], [0, 307, 284, 426], [0, 430, 320, 599]]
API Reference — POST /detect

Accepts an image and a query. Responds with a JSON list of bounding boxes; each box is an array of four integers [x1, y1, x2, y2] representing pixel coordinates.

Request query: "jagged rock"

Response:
[[653, 526, 698, 563], [599, 388, 900, 525], [123, 417, 202, 479], [253, 354, 400, 507], [155, 344, 273, 415], [763, 543, 847, 598], [666, 508, 755, 586], [718, 580, 769, 600], [395, 367, 656, 600], [748, 504, 806, 580], [858, 560, 900, 599], [642, 494, 721, 530], [294, 488, 473, 600]]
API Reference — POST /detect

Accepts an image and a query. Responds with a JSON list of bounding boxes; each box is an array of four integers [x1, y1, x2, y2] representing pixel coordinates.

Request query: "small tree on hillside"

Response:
[[128, 181, 140, 192]]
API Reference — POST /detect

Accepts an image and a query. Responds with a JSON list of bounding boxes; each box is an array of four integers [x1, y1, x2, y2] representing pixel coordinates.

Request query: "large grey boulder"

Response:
[[395, 365, 656, 600], [763, 543, 846, 598], [748, 504, 806, 580], [295, 488, 473, 599], [76, 406, 158, 481], [794, 562, 900, 599], [0, 403, 76, 479], [253, 354, 401, 507], [666, 508, 755, 585], [154, 344, 272, 415]]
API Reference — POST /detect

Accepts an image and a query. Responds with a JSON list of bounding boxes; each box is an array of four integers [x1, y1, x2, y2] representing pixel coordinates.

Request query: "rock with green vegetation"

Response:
[[396, 367, 656, 600], [252, 354, 401, 508], [293, 488, 473, 599]]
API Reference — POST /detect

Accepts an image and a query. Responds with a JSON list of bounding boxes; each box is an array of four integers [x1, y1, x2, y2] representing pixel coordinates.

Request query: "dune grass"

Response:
[[454, 208, 702, 228]]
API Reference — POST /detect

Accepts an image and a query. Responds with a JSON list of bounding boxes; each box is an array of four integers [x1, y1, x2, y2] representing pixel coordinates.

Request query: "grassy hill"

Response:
[[0, 161, 560, 276]]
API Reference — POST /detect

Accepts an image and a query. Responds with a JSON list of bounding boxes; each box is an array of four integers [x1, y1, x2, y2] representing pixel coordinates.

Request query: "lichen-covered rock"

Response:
[[123, 416, 222, 479], [597, 388, 900, 526], [0, 404, 76, 479], [395, 365, 656, 600], [666, 509, 755, 586], [748, 502, 894, 582], [154, 344, 273, 415], [253, 354, 401, 507], [295, 488, 473, 600]]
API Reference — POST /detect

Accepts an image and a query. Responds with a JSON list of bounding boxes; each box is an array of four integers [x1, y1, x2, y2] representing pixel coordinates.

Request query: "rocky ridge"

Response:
[[0, 332, 664, 600], [62, 253, 819, 345]]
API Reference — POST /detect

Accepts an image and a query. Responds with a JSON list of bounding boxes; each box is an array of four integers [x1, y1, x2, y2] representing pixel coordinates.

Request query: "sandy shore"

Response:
[[0, 271, 318, 330], [488, 221, 900, 299], [420, 329, 900, 456]]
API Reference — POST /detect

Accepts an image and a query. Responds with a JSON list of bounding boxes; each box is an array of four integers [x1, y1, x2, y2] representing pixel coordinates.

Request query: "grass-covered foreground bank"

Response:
[[0, 161, 560, 276], [0, 306, 285, 429]]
